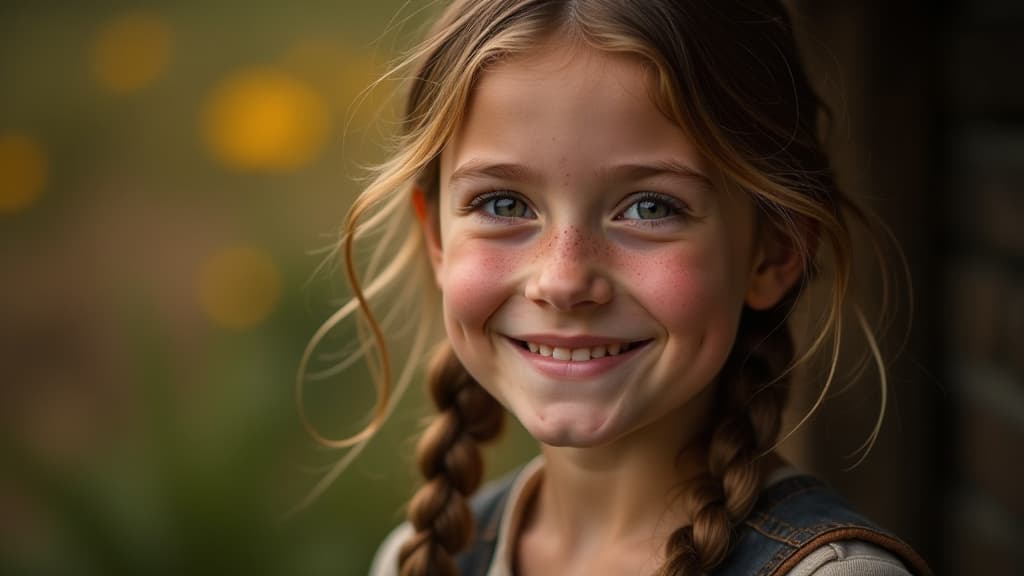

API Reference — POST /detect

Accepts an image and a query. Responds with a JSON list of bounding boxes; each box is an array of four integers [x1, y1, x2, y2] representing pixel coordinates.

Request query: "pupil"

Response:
[[495, 198, 522, 217], [638, 200, 665, 219]]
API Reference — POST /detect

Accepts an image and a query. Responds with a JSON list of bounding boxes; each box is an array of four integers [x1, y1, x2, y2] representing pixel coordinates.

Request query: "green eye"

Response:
[[634, 199, 668, 219], [621, 196, 678, 220], [486, 196, 532, 218]]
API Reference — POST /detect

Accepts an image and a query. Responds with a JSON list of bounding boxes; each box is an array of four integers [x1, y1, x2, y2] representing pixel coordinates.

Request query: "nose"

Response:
[[523, 226, 613, 311]]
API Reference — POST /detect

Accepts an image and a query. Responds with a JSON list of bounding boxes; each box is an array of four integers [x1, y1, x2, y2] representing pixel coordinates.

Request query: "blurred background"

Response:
[[0, 1, 1020, 575]]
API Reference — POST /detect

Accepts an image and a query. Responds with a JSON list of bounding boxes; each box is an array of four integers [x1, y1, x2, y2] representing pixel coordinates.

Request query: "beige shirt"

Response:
[[369, 458, 911, 576]]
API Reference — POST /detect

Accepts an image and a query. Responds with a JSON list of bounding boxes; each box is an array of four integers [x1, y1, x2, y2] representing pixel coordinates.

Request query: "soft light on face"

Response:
[[428, 39, 761, 448]]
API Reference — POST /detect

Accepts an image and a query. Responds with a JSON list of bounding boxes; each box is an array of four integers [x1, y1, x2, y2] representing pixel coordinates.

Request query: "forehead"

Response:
[[478, 40, 654, 106], [441, 39, 707, 183]]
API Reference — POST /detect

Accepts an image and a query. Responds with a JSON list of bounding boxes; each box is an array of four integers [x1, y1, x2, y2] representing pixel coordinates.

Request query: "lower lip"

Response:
[[505, 338, 648, 381]]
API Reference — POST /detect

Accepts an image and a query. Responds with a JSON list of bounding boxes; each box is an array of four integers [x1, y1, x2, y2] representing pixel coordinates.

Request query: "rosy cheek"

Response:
[[441, 241, 520, 326], [612, 245, 726, 328]]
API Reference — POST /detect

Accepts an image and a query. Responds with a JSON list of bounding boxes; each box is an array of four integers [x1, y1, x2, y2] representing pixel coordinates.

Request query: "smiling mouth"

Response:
[[511, 339, 652, 362]]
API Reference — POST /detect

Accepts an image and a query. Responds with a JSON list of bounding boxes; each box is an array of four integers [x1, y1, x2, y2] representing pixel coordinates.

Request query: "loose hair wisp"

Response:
[[299, 1, 896, 574]]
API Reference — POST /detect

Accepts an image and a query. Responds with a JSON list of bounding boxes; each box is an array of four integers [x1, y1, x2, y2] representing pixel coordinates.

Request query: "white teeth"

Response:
[[522, 341, 637, 362], [571, 348, 590, 361], [552, 347, 571, 361]]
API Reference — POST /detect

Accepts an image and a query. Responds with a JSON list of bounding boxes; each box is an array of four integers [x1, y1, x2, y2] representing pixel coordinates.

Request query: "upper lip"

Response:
[[507, 334, 644, 348]]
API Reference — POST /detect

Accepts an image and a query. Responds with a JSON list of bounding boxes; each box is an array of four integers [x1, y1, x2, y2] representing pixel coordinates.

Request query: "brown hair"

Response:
[[299, 1, 892, 573]]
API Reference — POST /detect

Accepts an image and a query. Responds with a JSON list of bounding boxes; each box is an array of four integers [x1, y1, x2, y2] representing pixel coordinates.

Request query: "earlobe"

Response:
[[414, 186, 444, 286], [744, 235, 806, 310]]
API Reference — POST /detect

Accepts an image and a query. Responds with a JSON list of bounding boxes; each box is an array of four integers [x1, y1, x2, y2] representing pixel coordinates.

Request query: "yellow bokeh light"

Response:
[[202, 68, 330, 172], [92, 11, 172, 94], [0, 134, 47, 214], [197, 245, 282, 330], [280, 39, 389, 126]]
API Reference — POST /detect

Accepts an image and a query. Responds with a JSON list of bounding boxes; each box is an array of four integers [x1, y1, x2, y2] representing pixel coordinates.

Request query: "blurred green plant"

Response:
[[0, 3, 541, 574], [1, 294, 536, 575]]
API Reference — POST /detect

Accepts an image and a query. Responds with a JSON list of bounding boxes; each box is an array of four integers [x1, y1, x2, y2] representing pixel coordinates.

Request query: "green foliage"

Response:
[[0, 2, 538, 575]]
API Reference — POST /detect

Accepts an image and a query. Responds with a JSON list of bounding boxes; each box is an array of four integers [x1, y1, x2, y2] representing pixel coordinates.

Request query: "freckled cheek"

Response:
[[613, 247, 733, 329], [440, 241, 523, 327]]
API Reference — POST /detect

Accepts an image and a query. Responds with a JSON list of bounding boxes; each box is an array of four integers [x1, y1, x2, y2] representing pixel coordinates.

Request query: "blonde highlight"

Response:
[[299, 1, 902, 573]]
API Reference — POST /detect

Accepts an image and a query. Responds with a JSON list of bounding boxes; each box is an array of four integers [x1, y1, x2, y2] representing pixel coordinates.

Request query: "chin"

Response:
[[519, 407, 618, 448]]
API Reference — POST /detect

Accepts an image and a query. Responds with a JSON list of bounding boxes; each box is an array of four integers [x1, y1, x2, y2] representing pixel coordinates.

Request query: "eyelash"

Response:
[[461, 190, 536, 221], [460, 190, 690, 225], [615, 191, 689, 225]]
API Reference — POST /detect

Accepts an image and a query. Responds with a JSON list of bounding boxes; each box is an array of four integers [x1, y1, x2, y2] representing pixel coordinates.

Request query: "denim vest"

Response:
[[455, 471, 932, 576]]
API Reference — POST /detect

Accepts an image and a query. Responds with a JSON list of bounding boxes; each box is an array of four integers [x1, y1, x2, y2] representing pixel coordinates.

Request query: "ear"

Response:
[[413, 186, 444, 285], [744, 224, 812, 310]]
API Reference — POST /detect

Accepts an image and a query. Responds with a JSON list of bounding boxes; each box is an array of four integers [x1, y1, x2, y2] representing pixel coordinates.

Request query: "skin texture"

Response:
[[422, 39, 801, 575]]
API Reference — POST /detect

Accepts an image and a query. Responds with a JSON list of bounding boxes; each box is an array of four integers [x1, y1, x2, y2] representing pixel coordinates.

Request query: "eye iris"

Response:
[[637, 199, 668, 219], [493, 197, 527, 218]]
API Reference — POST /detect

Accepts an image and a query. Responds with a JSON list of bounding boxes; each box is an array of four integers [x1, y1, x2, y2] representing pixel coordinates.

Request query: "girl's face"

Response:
[[428, 41, 764, 448]]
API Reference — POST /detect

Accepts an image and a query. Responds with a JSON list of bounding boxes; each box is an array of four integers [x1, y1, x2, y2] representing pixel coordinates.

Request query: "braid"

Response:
[[398, 343, 505, 576], [660, 307, 795, 575]]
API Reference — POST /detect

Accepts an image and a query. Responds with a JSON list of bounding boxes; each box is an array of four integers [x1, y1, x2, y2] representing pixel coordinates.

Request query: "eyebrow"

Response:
[[448, 158, 713, 191], [596, 160, 714, 191], [448, 160, 544, 187]]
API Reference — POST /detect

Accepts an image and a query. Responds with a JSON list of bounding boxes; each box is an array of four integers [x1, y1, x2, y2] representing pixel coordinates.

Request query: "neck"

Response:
[[526, 385, 715, 554]]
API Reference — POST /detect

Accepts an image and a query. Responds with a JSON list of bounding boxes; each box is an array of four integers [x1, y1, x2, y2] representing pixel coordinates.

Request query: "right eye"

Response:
[[469, 191, 536, 220]]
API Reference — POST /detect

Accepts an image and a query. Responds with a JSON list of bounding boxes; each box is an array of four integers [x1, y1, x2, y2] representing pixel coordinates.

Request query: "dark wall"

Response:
[[794, 1, 1024, 573], [942, 1, 1024, 573]]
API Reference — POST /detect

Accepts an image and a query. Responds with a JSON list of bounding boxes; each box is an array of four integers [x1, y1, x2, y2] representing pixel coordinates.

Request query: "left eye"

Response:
[[486, 196, 532, 218], [619, 194, 681, 221], [465, 190, 536, 220]]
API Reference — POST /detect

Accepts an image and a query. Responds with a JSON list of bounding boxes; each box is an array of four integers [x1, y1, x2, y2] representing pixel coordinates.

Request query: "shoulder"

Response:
[[368, 465, 525, 576], [718, 475, 932, 576], [368, 522, 414, 576], [783, 540, 912, 576]]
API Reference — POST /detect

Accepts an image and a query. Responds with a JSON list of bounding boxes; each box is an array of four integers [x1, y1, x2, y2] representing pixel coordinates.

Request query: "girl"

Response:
[[301, 1, 933, 574]]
